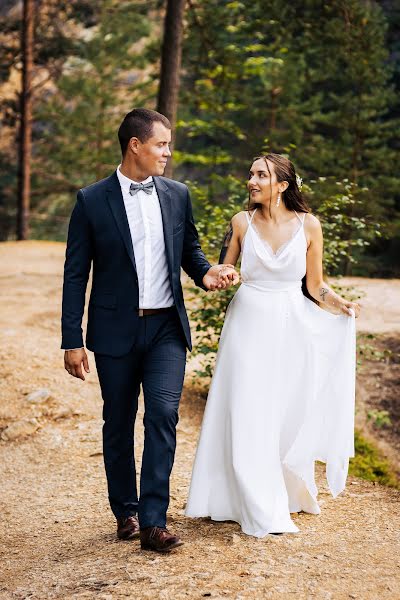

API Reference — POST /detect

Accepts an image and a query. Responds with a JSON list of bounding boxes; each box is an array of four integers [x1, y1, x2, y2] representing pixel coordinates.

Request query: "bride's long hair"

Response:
[[247, 153, 317, 303], [248, 153, 309, 214]]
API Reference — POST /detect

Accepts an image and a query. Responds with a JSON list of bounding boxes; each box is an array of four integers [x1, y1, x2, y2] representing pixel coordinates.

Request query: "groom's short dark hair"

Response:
[[118, 108, 171, 156]]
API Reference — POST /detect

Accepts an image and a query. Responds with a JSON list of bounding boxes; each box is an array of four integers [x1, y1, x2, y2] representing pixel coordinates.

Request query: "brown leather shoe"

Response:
[[116, 515, 140, 540], [140, 526, 184, 553]]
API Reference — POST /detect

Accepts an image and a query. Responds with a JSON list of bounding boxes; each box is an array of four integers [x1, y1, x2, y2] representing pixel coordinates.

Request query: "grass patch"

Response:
[[349, 430, 399, 488]]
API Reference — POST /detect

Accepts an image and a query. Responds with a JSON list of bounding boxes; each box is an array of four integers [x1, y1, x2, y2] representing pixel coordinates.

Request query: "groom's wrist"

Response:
[[64, 347, 84, 351]]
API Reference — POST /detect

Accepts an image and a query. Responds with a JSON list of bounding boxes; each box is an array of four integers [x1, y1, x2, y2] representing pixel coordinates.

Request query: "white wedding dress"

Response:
[[185, 210, 356, 537]]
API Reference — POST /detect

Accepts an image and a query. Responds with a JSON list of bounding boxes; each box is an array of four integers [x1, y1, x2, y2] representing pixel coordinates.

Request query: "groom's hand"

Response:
[[203, 264, 240, 291], [64, 348, 90, 381]]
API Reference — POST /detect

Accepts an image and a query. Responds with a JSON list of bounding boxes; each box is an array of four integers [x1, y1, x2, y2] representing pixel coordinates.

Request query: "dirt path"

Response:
[[333, 277, 400, 335], [0, 241, 399, 600]]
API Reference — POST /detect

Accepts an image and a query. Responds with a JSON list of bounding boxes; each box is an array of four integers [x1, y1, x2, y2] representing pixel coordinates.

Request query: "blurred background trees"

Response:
[[0, 0, 399, 275]]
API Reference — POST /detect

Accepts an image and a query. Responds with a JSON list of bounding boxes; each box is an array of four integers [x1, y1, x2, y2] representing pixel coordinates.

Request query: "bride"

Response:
[[185, 153, 360, 537]]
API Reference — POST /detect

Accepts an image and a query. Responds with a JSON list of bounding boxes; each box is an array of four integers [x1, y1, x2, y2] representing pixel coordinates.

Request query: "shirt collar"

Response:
[[116, 165, 153, 194]]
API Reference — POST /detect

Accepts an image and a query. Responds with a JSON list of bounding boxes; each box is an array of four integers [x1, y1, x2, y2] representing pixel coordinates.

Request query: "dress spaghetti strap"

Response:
[[294, 211, 306, 225], [242, 209, 257, 251], [246, 209, 257, 225]]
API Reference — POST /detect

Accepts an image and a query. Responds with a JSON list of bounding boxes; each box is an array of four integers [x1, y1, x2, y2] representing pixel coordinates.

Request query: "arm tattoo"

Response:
[[319, 287, 329, 302]]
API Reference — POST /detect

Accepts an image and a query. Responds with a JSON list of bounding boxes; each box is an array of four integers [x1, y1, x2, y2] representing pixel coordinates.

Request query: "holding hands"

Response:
[[65, 266, 240, 382], [203, 264, 240, 291]]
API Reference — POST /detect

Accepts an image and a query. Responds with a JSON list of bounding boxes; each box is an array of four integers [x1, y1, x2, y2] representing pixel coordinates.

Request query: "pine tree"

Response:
[[0, 0, 94, 240], [17, 0, 34, 240], [31, 0, 151, 238]]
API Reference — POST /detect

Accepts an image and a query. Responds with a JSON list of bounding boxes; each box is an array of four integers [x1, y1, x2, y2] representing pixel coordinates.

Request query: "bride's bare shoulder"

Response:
[[231, 211, 249, 231], [304, 212, 322, 231], [304, 213, 323, 246]]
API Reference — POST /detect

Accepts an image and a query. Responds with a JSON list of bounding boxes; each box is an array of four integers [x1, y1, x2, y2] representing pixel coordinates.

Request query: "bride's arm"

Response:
[[305, 214, 360, 317], [219, 213, 245, 266]]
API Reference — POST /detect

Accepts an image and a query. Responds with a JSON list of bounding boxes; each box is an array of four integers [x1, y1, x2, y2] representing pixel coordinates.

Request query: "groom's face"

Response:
[[135, 122, 172, 176]]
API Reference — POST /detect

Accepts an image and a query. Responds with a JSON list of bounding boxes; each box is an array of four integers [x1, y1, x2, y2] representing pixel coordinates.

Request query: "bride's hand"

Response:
[[340, 300, 360, 318], [217, 264, 240, 289], [203, 264, 240, 290]]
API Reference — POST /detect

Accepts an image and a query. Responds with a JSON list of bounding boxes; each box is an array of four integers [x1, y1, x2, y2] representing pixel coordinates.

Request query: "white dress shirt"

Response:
[[116, 165, 174, 309]]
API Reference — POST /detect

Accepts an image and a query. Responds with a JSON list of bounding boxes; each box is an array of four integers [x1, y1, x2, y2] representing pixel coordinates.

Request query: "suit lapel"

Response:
[[106, 171, 137, 273], [154, 177, 174, 275]]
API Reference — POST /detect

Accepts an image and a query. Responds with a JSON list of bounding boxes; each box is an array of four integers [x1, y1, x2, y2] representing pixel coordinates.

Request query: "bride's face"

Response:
[[247, 158, 280, 205]]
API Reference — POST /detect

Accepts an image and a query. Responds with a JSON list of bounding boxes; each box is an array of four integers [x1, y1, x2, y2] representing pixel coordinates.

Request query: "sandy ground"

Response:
[[0, 241, 399, 600], [334, 277, 400, 335]]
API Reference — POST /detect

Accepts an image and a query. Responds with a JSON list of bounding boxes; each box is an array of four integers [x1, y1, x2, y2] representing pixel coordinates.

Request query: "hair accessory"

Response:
[[296, 174, 303, 190]]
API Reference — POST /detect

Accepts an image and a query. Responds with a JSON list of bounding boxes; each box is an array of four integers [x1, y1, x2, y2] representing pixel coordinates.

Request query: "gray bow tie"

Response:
[[129, 181, 154, 196]]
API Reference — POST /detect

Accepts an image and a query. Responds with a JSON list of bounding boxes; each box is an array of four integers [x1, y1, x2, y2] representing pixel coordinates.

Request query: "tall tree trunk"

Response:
[[17, 0, 34, 240], [157, 0, 186, 178]]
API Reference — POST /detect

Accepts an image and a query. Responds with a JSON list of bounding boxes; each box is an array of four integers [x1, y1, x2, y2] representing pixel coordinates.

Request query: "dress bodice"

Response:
[[241, 210, 307, 286]]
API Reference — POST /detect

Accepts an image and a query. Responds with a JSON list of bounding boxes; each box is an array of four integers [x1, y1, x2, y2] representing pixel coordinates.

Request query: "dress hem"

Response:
[[184, 512, 301, 537]]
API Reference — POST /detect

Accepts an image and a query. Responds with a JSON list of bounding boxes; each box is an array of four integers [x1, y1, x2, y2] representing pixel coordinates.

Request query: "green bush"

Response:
[[349, 430, 399, 488]]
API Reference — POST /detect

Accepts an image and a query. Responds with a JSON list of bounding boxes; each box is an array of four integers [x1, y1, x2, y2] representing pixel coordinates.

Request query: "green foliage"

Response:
[[187, 177, 244, 380], [349, 430, 399, 488], [0, 0, 154, 239], [367, 410, 392, 429], [29, 0, 152, 238], [178, 0, 399, 274], [0, 0, 86, 239], [186, 175, 245, 256], [357, 332, 393, 367], [306, 178, 379, 275]]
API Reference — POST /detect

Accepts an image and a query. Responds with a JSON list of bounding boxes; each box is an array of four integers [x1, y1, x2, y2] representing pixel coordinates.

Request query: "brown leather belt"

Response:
[[137, 307, 175, 317]]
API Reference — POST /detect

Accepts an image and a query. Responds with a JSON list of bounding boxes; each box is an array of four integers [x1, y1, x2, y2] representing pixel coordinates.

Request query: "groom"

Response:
[[61, 108, 237, 553]]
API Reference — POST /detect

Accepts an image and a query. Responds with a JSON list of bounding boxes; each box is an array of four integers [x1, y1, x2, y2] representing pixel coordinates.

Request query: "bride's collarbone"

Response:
[[251, 214, 301, 252]]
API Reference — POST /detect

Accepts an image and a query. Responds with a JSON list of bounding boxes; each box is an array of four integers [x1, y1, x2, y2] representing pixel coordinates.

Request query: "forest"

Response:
[[0, 0, 399, 276]]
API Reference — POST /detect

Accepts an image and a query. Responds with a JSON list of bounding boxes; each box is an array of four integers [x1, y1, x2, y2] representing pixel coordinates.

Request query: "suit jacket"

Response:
[[61, 171, 211, 356]]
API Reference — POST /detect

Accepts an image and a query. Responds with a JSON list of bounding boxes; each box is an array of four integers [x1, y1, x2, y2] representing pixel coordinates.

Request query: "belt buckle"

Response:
[[138, 308, 144, 317]]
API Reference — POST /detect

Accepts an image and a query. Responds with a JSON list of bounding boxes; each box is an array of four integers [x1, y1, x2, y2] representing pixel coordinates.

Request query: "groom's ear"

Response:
[[128, 137, 140, 155]]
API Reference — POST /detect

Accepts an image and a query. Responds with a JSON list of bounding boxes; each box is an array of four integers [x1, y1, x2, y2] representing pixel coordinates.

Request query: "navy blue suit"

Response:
[[61, 171, 211, 526]]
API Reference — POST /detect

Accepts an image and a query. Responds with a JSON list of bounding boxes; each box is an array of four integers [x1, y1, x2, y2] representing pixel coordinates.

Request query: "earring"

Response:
[[276, 192, 281, 207]]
